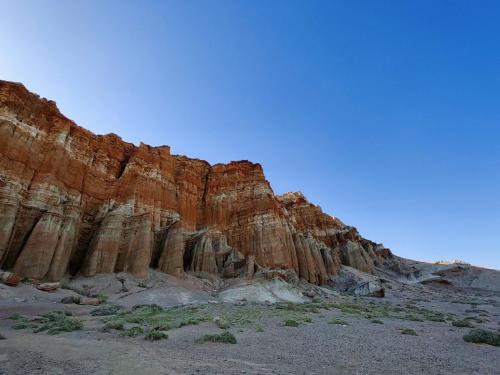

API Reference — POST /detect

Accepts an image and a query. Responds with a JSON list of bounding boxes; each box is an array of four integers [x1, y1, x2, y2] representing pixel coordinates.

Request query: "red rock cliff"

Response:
[[0, 80, 392, 284]]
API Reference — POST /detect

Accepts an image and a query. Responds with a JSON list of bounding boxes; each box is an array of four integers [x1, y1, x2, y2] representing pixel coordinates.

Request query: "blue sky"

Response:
[[1, 1, 499, 269]]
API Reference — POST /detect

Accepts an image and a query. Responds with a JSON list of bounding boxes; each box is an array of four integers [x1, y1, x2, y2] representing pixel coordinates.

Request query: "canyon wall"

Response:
[[0, 80, 392, 284]]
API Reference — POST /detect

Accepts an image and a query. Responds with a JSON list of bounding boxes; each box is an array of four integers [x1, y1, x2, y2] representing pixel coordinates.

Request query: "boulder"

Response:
[[36, 282, 60, 292], [0, 270, 20, 286], [352, 280, 385, 298]]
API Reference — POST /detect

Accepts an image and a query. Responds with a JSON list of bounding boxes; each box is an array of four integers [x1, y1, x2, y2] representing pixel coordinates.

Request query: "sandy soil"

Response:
[[1, 271, 499, 375]]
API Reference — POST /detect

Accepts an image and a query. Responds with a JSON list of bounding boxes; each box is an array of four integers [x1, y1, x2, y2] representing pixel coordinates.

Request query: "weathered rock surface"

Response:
[[0, 270, 20, 286], [36, 282, 60, 292], [0, 80, 393, 284]]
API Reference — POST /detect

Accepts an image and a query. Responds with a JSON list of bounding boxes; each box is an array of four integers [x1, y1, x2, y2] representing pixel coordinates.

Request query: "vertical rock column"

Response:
[[246, 255, 255, 279], [13, 211, 62, 279], [125, 214, 153, 278], [293, 233, 310, 282], [81, 210, 127, 277], [190, 234, 218, 274], [157, 222, 185, 276], [0, 179, 19, 264], [46, 204, 81, 281], [305, 235, 329, 284]]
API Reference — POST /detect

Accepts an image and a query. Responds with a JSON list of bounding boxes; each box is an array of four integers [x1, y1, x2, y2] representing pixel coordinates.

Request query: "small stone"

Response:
[[36, 282, 60, 292]]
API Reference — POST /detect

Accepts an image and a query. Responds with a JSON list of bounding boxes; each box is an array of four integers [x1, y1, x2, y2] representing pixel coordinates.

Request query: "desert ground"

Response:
[[1, 265, 500, 375]]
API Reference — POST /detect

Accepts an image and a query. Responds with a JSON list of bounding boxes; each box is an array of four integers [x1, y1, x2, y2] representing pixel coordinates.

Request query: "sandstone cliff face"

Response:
[[0, 80, 392, 284]]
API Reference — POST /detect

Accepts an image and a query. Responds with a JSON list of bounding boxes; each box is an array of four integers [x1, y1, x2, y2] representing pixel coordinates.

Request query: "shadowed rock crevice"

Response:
[[150, 226, 170, 270], [68, 217, 99, 276], [116, 147, 133, 180]]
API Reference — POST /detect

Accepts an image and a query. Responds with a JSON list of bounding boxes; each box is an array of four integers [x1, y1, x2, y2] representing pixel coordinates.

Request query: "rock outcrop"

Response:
[[0, 80, 393, 284]]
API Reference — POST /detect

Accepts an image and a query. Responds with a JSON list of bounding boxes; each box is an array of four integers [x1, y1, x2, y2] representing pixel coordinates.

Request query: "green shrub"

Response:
[[145, 329, 168, 341], [13, 321, 33, 330], [107, 304, 210, 336], [91, 304, 121, 316], [6, 313, 23, 320], [179, 318, 202, 327], [404, 315, 424, 322], [132, 304, 163, 312], [421, 311, 446, 322], [102, 321, 124, 332], [122, 326, 144, 337], [452, 319, 474, 328], [196, 331, 236, 344], [463, 329, 500, 347], [152, 321, 170, 331], [284, 319, 299, 327], [401, 328, 418, 336], [275, 302, 322, 314], [32, 311, 83, 335]]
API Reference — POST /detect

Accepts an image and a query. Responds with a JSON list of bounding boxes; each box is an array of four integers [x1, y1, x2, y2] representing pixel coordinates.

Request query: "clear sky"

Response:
[[1, 1, 499, 269]]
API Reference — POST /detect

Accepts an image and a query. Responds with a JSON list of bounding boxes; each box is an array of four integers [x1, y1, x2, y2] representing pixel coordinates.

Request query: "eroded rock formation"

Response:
[[0, 80, 393, 284]]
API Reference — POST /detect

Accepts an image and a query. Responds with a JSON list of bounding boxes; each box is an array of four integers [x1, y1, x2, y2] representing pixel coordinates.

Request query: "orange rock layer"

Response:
[[0, 80, 392, 284]]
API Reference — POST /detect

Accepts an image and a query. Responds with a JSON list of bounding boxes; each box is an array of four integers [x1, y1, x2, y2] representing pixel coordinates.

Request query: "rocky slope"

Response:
[[0, 80, 393, 284]]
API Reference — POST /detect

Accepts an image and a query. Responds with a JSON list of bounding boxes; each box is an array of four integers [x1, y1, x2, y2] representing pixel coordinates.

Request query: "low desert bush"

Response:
[[452, 319, 474, 328], [145, 329, 168, 341], [91, 304, 122, 316], [401, 328, 418, 336], [12, 311, 82, 334], [463, 329, 500, 347], [284, 319, 299, 327], [196, 331, 237, 344], [122, 326, 144, 337], [102, 321, 124, 332], [13, 311, 84, 335]]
